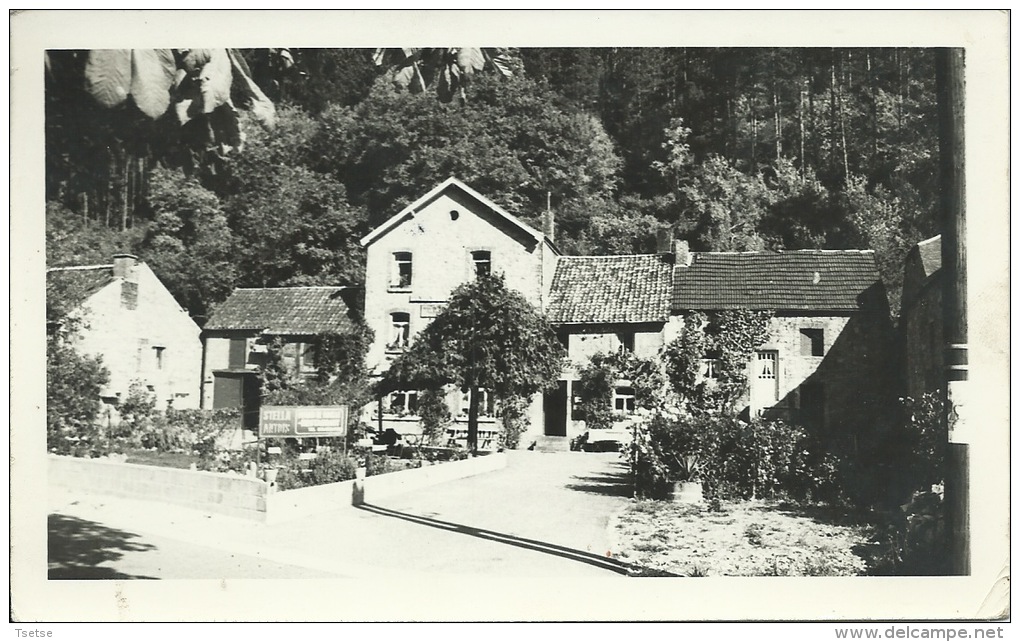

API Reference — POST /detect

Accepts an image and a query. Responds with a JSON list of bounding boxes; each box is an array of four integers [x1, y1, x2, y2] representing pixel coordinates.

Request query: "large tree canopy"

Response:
[[47, 47, 940, 318], [380, 274, 565, 452]]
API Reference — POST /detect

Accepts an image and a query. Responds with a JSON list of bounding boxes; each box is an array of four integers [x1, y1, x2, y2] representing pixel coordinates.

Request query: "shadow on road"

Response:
[[565, 462, 633, 498], [357, 503, 677, 576], [48, 513, 158, 579]]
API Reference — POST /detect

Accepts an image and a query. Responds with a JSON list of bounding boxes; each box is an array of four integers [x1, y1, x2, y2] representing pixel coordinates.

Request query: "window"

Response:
[[471, 250, 492, 278], [153, 346, 166, 370], [613, 386, 636, 414], [228, 337, 247, 368], [388, 312, 410, 351], [617, 331, 635, 353], [699, 358, 718, 380], [459, 388, 496, 417], [391, 252, 413, 289], [800, 328, 825, 356], [386, 390, 418, 416], [756, 351, 778, 379]]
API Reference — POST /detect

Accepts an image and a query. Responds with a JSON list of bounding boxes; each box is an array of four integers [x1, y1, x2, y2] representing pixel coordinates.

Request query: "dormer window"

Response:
[[391, 252, 413, 289], [471, 250, 491, 278]]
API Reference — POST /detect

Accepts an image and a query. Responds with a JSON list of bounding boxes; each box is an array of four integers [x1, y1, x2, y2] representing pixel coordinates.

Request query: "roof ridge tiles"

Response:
[[46, 264, 115, 272], [233, 285, 347, 290]]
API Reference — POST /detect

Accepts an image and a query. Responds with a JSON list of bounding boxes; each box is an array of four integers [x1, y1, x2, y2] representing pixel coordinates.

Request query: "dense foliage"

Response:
[[47, 47, 939, 323], [631, 410, 840, 503], [575, 351, 666, 431], [46, 338, 111, 456], [380, 274, 565, 452], [662, 309, 772, 414]]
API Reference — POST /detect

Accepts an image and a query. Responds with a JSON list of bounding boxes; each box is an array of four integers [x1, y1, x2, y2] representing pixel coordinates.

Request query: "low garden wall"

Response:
[[50, 451, 509, 524], [264, 451, 508, 524], [49, 454, 267, 521]]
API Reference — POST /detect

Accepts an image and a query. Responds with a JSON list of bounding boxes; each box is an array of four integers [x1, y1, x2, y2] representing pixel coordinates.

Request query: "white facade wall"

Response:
[[362, 187, 554, 445], [363, 191, 548, 374], [71, 263, 202, 409]]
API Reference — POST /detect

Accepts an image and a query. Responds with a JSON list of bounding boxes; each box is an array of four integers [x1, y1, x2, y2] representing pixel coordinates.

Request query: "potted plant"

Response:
[[672, 452, 705, 504]]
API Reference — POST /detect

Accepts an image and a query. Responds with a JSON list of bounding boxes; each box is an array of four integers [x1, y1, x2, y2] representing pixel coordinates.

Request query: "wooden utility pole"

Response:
[[936, 48, 969, 576]]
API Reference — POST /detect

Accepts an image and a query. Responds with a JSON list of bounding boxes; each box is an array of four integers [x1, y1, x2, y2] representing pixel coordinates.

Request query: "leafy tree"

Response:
[[46, 337, 110, 456], [380, 274, 564, 452], [216, 106, 368, 290], [373, 47, 520, 104], [142, 166, 238, 323], [315, 75, 622, 230], [45, 48, 278, 228]]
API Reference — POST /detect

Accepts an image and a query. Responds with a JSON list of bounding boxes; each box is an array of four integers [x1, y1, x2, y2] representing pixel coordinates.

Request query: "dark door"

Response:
[[543, 380, 568, 436], [213, 372, 260, 430]]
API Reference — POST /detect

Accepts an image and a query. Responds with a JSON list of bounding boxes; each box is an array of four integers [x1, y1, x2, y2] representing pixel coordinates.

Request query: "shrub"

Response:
[[901, 392, 946, 491], [631, 409, 839, 502], [161, 408, 241, 470], [275, 450, 361, 491], [46, 338, 110, 457]]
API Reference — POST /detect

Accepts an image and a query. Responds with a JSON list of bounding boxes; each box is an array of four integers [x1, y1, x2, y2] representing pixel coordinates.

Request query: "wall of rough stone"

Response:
[[749, 312, 893, 444], [903, 281, 943, 400]]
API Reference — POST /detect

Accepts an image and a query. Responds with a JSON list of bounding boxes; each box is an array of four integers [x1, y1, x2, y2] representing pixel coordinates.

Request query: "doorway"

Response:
[[543, 380, 568, 436]]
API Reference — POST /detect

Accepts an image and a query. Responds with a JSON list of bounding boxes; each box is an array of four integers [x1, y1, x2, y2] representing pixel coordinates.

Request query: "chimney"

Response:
[[673, 240, 692, 267], [112, 254, 138, 280], [656, 228, 674, 254], [542, 191, 555, 242], [113, 254, 139, 310]]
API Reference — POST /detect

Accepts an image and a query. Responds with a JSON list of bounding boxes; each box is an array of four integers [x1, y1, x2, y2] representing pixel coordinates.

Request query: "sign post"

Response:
[[259, 405, 349, 439]]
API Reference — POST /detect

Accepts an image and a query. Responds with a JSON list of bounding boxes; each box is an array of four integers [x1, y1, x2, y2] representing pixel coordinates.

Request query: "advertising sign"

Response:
[[259, 405, 348, 438]]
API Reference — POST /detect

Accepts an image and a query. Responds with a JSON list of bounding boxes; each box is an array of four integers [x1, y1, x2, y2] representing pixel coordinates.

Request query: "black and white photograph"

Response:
[[10, 9, 1010, 627]]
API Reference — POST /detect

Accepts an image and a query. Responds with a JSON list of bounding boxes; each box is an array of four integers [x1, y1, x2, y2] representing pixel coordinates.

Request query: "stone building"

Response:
[[358, 177, 893, 451], [900, 235, 943, 399], [46, 254, 202, 412], [543, 251, 675, 446], [672, 249, 893, 447], [359, 177, 559, 446], [200, 286, 360, 429]]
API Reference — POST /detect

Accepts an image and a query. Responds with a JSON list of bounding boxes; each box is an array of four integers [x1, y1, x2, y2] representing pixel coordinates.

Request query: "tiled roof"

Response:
[[673, 250, 880, 312], [205, 287, 356, 335], [917, 235, 942, 278], [546, 254, 673, 324], [46, 265, 116, 307]]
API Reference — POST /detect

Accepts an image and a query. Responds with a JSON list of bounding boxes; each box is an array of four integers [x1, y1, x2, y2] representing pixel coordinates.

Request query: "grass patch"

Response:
[[123, 448, 201, 470]]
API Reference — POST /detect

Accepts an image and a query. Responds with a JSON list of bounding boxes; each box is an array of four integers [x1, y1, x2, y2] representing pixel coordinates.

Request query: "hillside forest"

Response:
[[45, 47, 941, 323]]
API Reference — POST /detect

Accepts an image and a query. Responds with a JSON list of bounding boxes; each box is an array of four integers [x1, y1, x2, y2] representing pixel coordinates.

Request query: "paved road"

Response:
[[48, 450, 635, 580]]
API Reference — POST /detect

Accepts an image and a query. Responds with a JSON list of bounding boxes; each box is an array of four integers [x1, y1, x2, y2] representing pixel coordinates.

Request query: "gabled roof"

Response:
[[360, 177, 547, 248], [46, 265, 117, 307], [205, 287, 356, 335], [916, 235, 942, 278], [672, 250, 881, 312], [546, 254, 673, 324]]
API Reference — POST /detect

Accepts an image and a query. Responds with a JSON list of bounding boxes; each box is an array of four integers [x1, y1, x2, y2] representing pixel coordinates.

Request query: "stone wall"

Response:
[[72, 262, 202, 410], [903, 280, 943, 399], [49, 455, 266, 520], [51, 451, 509, 524], [747, 311, 894, 444]]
